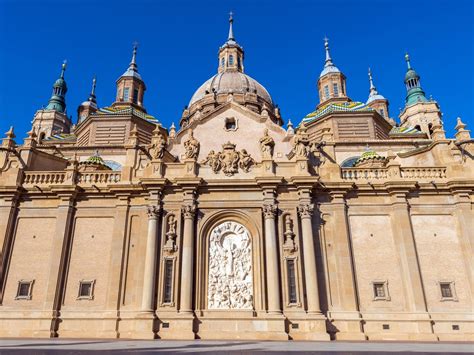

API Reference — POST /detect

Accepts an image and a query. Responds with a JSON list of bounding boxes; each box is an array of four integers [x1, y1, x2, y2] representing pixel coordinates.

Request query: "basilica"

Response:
[[0, 15, 472, 341]]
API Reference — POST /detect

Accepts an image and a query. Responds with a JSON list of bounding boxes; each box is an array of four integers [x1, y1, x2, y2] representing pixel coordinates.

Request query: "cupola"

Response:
[[366, 68, 389, 119], [46, 61, 68, 113]]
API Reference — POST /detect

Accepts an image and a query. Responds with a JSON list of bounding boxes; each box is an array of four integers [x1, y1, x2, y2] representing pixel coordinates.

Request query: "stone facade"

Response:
[[0, 17, 473, 341]]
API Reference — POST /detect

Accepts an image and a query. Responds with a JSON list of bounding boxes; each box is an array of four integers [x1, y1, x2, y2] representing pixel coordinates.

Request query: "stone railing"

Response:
[[400, 167, 447, 179], [23, 171, 122, 187], [341, 168, 389, 180], [341, 166, 447, 181], [76, 172, 121, 184], [23, 172, 66, 185]]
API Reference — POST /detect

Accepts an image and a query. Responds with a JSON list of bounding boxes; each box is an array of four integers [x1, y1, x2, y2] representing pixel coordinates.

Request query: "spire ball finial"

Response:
[[60, 60, 67, 78], [405, 52, 412, 69], [91, 75, 97, 95]]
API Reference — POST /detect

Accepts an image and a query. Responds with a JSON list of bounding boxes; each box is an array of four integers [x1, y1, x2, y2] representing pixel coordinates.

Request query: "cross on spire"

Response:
[[323, 36, 333, 67]]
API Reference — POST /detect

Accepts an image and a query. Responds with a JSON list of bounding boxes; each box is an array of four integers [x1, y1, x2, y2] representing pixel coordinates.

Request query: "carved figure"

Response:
[[149, 132, 166, 160], [164, 215, 177, 252], [239, 149, 255, 173], [201, 150, 221, 173], [184, 129, 200, 160], [259, 128, 275, 159], [283, 215, 297, 252], [208, 221, 253, 310], [292, 123, 310, 158]]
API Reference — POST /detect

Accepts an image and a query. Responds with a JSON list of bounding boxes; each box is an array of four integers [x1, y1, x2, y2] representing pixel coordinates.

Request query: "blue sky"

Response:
[[0, 0, 472, 139]]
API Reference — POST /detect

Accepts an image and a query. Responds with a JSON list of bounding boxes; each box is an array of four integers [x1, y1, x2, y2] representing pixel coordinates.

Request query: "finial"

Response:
[[405, 52, 411, 69], [228, 11, 234, 41], [91, 75, 97, 96], [323, 36, 333, 66], [60, 60, 67, 78], [5, 126, 14, 139], [170, 122, 176, 129], [130, 42, 138, 67], [368, 68, 375, 89]]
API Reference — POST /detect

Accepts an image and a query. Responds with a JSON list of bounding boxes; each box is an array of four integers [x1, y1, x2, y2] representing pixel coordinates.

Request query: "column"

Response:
[[0, 193, 19, 301], [389, 192, 427, 312], [262, 203, 281, 313], [141, 204, 161, 311], [297, 203, 321, 314], [179, 203, 196, 313]]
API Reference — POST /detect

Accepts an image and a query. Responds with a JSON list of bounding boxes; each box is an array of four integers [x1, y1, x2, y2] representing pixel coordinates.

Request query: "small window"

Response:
[[224, 117, 237, 131], [77, 280, 95, 300], [16, 280, 34, 300], [117, 89, 122, 101], [133, 89, 139, 104], [163, 259, 174, 304], [324, 85, 330, 99], [221, 57, 225, 67], [439, 282, 457, 301], [229, 55, 234, 65], [123, 87, 130, 101], [333, 83, 339, 96], [287, 259, 297, 304], [373, 283, 385, 298], [372, 280, 390, 301], [379, 109, 385, 117]]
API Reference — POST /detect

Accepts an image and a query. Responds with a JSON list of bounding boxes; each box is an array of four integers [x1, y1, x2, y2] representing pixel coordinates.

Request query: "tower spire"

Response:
[[46, 60, 68, 113], [403, 52, 428, 105], [129, 43, 138, 70], [228, 11, 234, 41], [88, 75, 97, 104], [324, 36, 334, 67], [368, 67, 378, 95], [405, 52, 412, 69]]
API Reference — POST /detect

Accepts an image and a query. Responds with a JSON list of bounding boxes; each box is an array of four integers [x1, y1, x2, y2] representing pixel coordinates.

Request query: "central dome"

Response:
[[188, 71, 273, 107]]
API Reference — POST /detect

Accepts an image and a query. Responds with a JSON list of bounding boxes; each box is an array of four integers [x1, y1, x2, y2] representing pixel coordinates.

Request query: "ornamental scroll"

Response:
[[208, 221, 253, 310]]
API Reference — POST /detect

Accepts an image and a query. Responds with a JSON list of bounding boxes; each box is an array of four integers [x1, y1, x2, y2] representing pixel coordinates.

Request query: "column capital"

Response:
[[147, 205, 161, 219], [297, 203, 314, 219], [262, 203, 278, 219], [181, 203, 196, 219]]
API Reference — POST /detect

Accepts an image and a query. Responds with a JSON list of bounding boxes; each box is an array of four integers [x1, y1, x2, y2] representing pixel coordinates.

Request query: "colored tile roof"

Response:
[[302, 101, 373, 124], [389, 126, 422, 135], [97, 106, 160, 124], [43, 133, 77, 141]]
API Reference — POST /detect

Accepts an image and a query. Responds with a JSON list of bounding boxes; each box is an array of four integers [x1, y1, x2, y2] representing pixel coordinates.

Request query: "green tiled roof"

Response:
[[97, 106, 160, 124]]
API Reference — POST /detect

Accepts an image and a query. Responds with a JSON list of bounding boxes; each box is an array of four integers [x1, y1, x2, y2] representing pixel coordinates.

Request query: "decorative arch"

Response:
[[195, 209, 263, 312]]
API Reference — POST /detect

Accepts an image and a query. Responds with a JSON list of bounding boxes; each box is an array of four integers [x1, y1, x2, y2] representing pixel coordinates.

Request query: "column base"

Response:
[[286, 312, 330, 341], [327, 311, 366, 341], [156, 312, 195, 340], [118, 311, 156, 339], [197, 312, 288, 340], [57, 310, 119, 338]]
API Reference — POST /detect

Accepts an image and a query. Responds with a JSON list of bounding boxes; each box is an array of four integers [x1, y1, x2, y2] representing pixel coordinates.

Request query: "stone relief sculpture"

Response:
[[208, 221, 253, 310], [283, 215, 297, 252], [292, 123, 310, 158], [164, 214, 177, 252], [201, 142, 255, 176], [184, 129, 200, 160], [148, 132, 166, 160], [259, 128, 275, 159]]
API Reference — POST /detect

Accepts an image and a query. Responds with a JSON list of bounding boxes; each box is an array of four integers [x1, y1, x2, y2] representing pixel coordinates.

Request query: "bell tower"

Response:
[[112, 44, 147, 112], [217, 13, 244, 74], [399, 53, 442, 138], [316, 38, 349, 108], [31, 61, 72, 141]]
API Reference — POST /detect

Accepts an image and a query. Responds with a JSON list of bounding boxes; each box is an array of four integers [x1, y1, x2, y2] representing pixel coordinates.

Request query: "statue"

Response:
[[292, 123, 310, 158], [259, 128, 275, 159], [184, 129, 200, 160], [149, 132, 166, 160], [239, 149, 255, 173], [164, 214, 177, 252], [201, 150, 221, 173]]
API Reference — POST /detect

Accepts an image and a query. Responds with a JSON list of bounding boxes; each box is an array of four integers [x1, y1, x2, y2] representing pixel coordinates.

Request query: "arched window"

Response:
[[221, 57, 225, 67], [333, 83, 339, 96], [229, 55, 234, 65], [324, 85, 330, 99], [379, 109, 385, 117], [341, 156, 360, 167]]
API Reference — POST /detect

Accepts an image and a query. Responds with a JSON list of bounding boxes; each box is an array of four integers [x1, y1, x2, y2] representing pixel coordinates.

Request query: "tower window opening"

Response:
[[287, 259, 297, 304], [229, 55, 234, 65], [380, 109, 385, 117], [133, 89, 139, 104], [225, 117, 237, 131], [123, 87, 130, 101], [428, 123, 433, 136], [333, 83, 339, 96], [117, 89, 122, 101], [415, 125, 421, 132], [221, 57, 225, 67], [324, 85, 330, 99], [163, 259, 174, 303]]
